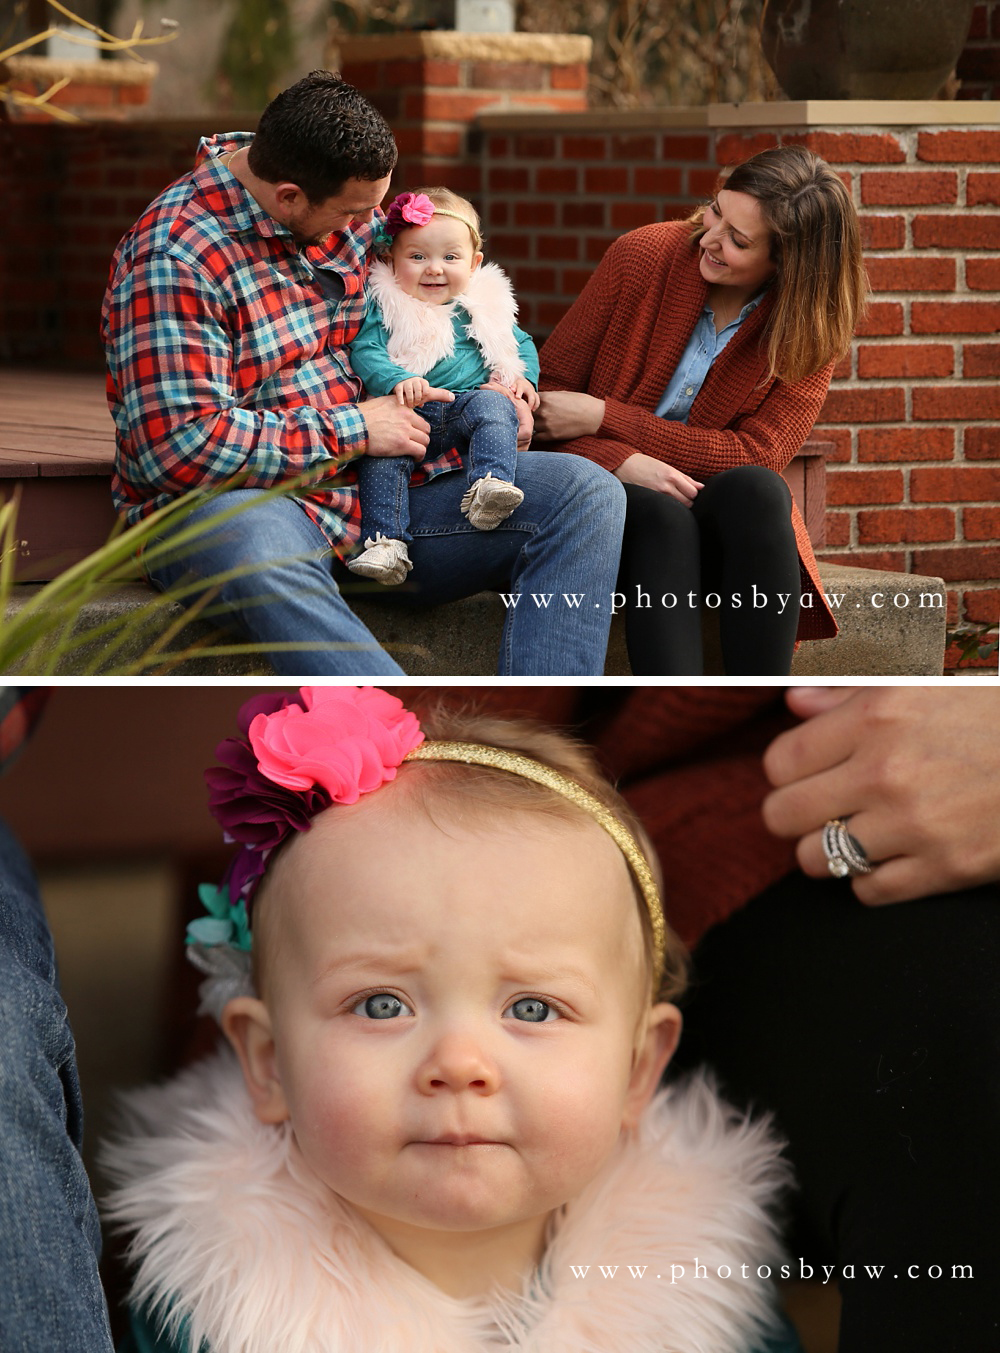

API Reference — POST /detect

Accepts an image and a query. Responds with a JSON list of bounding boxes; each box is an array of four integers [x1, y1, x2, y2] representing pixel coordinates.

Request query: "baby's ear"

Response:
[[472, 251, 484, 271], [221, 997, 290, 1124], [621, 1002, 682, 1130]]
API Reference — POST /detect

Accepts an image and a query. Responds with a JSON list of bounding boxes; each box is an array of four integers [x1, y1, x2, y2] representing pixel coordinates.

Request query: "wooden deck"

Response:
[[1, 367, 827, 583], [0, 368, 117, 581]]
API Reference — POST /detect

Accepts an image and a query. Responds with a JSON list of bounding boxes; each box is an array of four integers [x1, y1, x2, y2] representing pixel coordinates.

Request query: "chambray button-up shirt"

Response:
[[655, 294, 763, 423]]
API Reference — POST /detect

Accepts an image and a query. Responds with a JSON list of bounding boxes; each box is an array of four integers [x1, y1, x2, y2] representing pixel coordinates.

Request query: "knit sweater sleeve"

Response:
[[595, 361, 835, 477]]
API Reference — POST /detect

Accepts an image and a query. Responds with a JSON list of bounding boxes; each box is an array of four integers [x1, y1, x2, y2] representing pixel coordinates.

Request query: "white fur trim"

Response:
[[367, 258, 526, 384], [103, 1050, 790, 1353]]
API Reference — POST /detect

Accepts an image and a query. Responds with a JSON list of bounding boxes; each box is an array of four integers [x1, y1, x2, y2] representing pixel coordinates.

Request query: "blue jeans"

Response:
[[355, 389, 519, 542], [146, 451, 625, 676], [0, 820, 113, 1353]]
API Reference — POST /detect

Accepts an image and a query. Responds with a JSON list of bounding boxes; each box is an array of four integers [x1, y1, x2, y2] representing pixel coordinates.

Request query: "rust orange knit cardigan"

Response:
[[538, 220, 838, 641]]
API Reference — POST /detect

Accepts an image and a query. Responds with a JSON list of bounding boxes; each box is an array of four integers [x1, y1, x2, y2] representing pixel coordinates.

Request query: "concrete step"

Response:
[[4, 561, 946, 676]]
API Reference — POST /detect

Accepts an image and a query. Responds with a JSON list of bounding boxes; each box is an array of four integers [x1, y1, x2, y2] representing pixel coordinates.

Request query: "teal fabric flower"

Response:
[[186, 883, 252, 954], [370, 219, 393, 255]]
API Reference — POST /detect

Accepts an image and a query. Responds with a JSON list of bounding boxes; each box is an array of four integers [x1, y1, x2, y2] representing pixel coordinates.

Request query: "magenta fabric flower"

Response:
[[220, 845, 269, 909], [384, 191, 435, 238], [200, 687, 424, 929], [206, 690, 329, 851], [249, 686, 424, 802]]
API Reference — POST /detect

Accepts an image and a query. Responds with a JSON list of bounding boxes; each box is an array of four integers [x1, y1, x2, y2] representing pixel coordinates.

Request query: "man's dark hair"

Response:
[[248, 69, 397, 204]]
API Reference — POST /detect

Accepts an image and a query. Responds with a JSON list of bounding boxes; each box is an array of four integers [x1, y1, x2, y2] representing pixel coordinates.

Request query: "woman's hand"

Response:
[[479, 380, 534, 449], [533, 391, 606, 442], [613, 452, 703, 505], [511, 377, 540, 411], [761, 686, 1000, 904]]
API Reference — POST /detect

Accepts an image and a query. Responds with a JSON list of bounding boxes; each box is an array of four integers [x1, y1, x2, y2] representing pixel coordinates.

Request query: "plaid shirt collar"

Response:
[[192, 134, 374, 275]]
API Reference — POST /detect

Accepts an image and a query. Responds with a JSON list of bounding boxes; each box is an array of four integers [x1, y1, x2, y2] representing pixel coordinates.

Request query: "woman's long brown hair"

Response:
[[690, 145, 869, 383]]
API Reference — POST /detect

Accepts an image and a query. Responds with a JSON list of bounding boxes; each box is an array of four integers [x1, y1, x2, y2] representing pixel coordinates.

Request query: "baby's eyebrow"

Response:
[[499, 962, 600, 997], [312, 950, 425, 984]]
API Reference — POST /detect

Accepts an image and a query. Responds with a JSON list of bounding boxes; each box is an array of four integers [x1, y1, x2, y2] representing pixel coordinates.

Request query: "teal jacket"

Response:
[[349, 258, 539, 397]]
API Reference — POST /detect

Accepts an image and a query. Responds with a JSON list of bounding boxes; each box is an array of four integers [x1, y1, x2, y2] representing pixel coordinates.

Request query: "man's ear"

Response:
[[221, 996, 290, 1124], [273, 181, 305, 212], [622, 1002, 682, 1130]]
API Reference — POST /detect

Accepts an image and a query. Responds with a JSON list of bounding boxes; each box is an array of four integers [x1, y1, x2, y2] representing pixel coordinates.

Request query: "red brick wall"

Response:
[[479, 119, 999, 642], [339, 50, 587, 204], [0, 119, 244, 367], [959, 1, 1000, 98], [480, 126, 714, 332], [5, 67, 154, 121]]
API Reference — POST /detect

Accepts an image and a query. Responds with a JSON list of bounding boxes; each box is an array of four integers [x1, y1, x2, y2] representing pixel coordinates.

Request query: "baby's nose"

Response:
[[416, 1032, 500, 1095]]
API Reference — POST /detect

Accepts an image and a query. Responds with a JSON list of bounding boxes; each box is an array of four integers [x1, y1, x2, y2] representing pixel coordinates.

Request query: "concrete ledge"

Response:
[[336, 32, 592, 65], [786, 562, 947, 677], [477, 100, 1000, 131], [6, 55, 159, 85], [4, 562, 945, 676]]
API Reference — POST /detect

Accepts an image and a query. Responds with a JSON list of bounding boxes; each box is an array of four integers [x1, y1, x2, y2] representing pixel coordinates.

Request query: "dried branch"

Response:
[[1, 0, 178, 121]]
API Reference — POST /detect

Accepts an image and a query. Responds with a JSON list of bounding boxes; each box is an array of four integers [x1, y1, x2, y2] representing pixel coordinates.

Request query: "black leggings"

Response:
[[620, 466, 801, 675], [670, 871, 1000, 1353]]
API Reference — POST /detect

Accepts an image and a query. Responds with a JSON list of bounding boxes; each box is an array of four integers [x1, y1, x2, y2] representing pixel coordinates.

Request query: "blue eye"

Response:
[[507, 997, 557, 1023], [354, 993, 412, 1019]]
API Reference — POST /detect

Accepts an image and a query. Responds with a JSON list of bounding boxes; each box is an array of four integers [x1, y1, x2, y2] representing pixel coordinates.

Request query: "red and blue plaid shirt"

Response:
[[101, 133, 460, 557]]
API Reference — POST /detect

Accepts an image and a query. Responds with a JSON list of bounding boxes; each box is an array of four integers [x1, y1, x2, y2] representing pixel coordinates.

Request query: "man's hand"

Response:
[[360, 396, 432, 459], [613, 452, 702, 505], [533, 390, 605, 442], [762, 686, 1000, 905], [392, 378, 455, 409]]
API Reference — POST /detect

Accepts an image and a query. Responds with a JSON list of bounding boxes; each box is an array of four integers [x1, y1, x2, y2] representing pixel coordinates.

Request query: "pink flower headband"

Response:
[[186, 686, 666, 1018], [383, 190, 478, 241]]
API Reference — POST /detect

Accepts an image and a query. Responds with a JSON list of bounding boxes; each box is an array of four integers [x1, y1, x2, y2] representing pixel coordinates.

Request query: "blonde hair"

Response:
[[690, 145, 869, 383], [255, 701, 686, 1005], [400, 185, 483, 253]]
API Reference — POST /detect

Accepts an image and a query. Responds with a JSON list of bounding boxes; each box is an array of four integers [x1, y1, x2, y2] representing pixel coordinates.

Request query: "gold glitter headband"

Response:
[[405, 740, 666, 984], [429, 206, 481, 245]]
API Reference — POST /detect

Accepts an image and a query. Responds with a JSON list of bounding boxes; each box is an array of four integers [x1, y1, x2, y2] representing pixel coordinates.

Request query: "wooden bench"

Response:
[[0, 367, 829, 581]]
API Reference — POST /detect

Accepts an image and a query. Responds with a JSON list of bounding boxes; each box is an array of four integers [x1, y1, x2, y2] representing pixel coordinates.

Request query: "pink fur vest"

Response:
[[104, 1049, 790, 1353], [366, 258, 527, 388]]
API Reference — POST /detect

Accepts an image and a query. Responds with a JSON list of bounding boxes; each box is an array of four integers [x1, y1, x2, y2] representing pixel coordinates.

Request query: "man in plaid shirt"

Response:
[[102, 71, 625, 675]]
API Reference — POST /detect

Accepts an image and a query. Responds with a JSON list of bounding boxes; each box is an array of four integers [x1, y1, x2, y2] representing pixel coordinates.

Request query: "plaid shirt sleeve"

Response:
[[106, 249, 368, 501], [0, 688, 49, 776]]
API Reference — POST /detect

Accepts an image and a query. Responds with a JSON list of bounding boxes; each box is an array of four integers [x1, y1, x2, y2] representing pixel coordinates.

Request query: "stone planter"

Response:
[[761, 0, 977, 99]]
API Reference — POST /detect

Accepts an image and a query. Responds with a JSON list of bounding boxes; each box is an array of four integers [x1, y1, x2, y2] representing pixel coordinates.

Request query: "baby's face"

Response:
[[228, 789, 678, 1255], [390, 215, 483, 304]]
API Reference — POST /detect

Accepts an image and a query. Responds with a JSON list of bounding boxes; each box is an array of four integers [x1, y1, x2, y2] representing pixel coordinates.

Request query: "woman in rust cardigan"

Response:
[[535, 146, 868, 675]]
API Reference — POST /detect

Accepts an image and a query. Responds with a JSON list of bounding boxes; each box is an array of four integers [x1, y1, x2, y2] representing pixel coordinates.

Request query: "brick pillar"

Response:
[[335, 32, 590, 200], [4, 55, 158, 121]]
